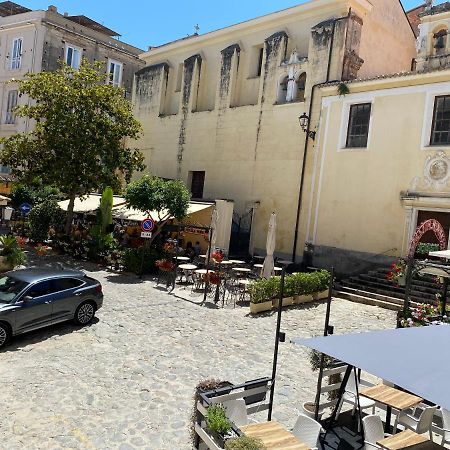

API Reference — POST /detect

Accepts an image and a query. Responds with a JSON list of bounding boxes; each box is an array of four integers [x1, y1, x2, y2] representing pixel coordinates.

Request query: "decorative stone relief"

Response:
[[410, 151, 450, 190]]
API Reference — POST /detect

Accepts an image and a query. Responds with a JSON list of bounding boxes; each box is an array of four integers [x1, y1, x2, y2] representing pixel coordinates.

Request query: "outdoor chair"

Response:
[[393, 404, 437, 437], [362, 415, 391, 450], [438, 408, 450, 446], [223, 399, 254, 427], [292, 414, 322, 450], [336, 375, 376, 428]]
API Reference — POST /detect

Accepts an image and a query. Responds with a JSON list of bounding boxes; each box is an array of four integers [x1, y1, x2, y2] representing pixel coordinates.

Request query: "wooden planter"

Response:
[[313, 290, 329, 300], [250, 300, 273, 314], [272, 297, 295, 308], [294, 294, 313, 304]]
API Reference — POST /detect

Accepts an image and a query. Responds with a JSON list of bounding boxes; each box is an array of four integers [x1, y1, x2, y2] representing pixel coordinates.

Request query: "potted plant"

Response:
[[312, 270, 331, 300], [225, 436, 266, 449], [292, 273, 313, 304], [386, 260, 406, 287], [248, 278, 275, 314], [206, 404, 233, 447], [155, 258, 176, 272], [0, 236, 27, 272]]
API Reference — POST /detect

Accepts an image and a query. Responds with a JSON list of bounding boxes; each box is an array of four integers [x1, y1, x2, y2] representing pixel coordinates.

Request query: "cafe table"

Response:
[[254, 263, 264, 269], [232, 267, 252, 273], [177, 264, 198, 283], [240, 421, 309, 450], [360, 385, 422, 433], [175, 256, 190, 262], [229, 259, 246, 264], [377, 429, 441, 450]]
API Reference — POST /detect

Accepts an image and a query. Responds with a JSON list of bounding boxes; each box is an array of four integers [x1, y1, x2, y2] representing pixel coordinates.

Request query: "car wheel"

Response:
[[0, 322, 11, 349], [74, 302, 96, 325]]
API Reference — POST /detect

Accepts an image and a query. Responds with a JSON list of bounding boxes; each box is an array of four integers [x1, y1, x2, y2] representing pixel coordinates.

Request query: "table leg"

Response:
[[385, 406, 392, 433]]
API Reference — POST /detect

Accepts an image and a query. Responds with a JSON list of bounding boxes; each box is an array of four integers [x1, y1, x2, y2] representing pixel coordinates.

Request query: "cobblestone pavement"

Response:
[[0, 258, 396, 450]]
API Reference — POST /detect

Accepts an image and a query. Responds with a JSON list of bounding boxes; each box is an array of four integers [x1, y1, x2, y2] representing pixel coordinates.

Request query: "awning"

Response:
[[430, 250, 450, 259], [58, 194, 125, 213], [292, 326, 450, 409]]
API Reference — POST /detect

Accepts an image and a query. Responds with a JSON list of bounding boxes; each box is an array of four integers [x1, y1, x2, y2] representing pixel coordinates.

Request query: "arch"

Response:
[[277, 75, 289, 103], [295, 72, 306, 102], [408, 219, 447, 258], [431, 25, 448, 56]]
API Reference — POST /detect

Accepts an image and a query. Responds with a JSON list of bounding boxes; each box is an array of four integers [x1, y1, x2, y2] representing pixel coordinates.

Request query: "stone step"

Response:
[[337, 285, 404, 306], [334, 289, 402, 312], [366, 269, 440, 290], [357, 273, 437, 293]]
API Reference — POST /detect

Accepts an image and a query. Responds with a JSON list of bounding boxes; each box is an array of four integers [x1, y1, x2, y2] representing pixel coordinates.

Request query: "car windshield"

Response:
[[0, 276, 29, 303]]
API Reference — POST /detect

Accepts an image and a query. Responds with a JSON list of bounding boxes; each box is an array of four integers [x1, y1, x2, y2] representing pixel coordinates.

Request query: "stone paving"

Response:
[[0, 258, 396, 449]]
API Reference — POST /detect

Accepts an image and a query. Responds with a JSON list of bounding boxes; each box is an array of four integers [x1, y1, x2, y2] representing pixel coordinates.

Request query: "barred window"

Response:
[[346, 103, 372, 148], [431, 95, 450, 145]]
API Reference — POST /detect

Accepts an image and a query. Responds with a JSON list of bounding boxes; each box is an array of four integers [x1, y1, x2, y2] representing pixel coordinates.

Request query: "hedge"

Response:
[[248, 270, 331, 304]]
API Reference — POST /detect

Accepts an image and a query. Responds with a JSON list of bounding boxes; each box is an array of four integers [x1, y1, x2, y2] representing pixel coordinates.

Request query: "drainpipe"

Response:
[[291, 9, 351, 263]]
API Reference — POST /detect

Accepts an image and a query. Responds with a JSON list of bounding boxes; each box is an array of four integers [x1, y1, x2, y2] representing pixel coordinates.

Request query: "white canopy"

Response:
[[292, 326, 450, 409], [58, 194, 125, 213], [430, 250, 450, 259]]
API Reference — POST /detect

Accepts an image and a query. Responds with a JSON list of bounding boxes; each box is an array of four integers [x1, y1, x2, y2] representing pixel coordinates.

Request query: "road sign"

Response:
[[141, 232, 152, 239], [19, 203, 32, 216], [141, 218, 154, 232]]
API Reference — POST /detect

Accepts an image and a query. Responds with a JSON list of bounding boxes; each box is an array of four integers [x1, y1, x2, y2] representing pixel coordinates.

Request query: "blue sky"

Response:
[[19, 0, 429, 50]]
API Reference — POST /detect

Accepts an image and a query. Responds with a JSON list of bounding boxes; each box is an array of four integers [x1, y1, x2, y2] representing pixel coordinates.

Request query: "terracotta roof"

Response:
[[419, 1, 450, 17], [66, 15, 120, 37], [407, 3, 426, 36], [0, 1, 30, 17]]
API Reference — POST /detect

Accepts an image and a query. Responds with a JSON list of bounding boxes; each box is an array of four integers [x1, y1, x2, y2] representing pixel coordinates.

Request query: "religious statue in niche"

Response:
[[280, 49, 307, 103], [410, 151, 450, 190]]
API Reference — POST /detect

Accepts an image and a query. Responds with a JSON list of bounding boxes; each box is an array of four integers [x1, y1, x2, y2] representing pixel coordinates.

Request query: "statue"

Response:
[[425, 0, 433, 10]]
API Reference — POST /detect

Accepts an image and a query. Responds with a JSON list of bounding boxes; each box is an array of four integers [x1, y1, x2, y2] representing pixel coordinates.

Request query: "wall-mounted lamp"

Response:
[[298, 112, 316, 140]]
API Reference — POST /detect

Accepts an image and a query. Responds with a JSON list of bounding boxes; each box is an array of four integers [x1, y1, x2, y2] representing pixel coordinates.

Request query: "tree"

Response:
[[125, 175, 191, 244], [28, 199, 65, 243], [10, 181, 62, 208], [0, 60, 145, 234]]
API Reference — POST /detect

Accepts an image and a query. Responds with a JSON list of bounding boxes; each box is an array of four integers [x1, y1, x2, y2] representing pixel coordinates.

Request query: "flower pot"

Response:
[[295, 294, 313, 304], [250, 300, 273, 314], [0, 256, 13, 273], [301, 402, 324, 420], [313, 290, 329, 301], [272, 297, 295, 308]]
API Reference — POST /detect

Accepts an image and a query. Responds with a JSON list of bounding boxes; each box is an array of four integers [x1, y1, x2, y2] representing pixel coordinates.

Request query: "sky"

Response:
[[19, 0, 432, 50]]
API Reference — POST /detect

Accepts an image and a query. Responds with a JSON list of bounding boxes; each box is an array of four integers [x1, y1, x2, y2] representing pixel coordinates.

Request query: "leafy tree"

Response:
[[10, 181, 62, 208], [28, 199, 65, 243], [0, 60, 145, 234], [125, 175, 191, 244]]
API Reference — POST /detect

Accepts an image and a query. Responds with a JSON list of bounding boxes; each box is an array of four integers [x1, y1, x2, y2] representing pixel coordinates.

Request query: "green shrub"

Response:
[[122, 246, 161, 275], [249, 271, 331, 303], [0, 236, 26, 267], [225, 436, 266, 450], [28, 200, 65, 243], [206, 404, 232, 436]]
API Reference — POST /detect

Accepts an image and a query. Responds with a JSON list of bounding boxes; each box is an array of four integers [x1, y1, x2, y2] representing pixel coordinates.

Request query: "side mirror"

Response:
[[17, 295, 33, 304]]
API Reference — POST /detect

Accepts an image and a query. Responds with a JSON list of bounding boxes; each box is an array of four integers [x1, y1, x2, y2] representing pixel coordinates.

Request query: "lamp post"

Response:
[[298, 112, 316, 140]]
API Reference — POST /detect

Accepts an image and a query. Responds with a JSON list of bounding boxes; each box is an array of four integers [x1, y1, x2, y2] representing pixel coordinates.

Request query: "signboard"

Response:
[[19, 203, 32, 216], [141, 218, 154, 233], [141, 232, 152, 239], [184, 226, 208, 235]]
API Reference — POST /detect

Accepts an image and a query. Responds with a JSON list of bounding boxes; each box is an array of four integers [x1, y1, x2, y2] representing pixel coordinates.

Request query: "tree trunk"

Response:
[[146, 217, 170, 246], [65, 192, 76, 236]]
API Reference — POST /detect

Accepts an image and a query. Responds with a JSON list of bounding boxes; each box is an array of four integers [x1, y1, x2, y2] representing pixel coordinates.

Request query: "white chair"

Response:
[[363, 415, 391, 450], [439, 408, 450, 446], [223, 399, 250, 427], [393, 404, 437, 438], [292, 414, 322, 450], [336, 375, 376, 424]]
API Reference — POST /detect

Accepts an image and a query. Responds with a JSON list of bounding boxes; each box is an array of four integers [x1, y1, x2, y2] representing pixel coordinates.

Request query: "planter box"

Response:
[[250, 300, 273, 314], [313, 290, 329, 301], [294, 294, 313, 304], [272, 297, 295, 308]]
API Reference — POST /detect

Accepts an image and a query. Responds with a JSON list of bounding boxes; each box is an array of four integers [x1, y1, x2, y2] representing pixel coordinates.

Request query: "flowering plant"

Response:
[[211, 250, 223, 263], [16, 236, 27, 248], [35, 244, 52, 257], [203, 271, 222, 285], [398, 303, 449, 327], [386, 259, 406, 286], [155, 259, 175, 272]]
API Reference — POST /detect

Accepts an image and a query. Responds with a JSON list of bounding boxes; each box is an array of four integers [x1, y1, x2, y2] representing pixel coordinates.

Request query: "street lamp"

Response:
[[298, 112, 316, 140]]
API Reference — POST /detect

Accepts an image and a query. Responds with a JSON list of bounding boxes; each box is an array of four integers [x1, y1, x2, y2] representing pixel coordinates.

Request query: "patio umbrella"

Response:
[[261, 213, 276, 279], [210, 208, 218, 253]]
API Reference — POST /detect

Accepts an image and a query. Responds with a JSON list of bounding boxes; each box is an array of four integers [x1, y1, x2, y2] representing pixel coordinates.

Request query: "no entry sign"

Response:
[[141, 218, 154, 233]]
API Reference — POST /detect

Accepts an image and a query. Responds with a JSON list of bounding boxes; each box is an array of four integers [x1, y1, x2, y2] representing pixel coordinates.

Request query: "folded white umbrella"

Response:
[[261, 213, 276, 279], [208, 208, 219, 255]]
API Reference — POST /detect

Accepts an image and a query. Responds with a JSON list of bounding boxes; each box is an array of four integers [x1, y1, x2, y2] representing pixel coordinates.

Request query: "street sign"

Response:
[[19, 202, 32, 216], [141, 218, 154, 233], [141, 232, 152, 239]]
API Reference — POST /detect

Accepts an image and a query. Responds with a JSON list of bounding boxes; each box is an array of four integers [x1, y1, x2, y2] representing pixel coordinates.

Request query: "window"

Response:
[[431, 95, 450, 145], [52, 278, 84, 292], [65, 44, 81, 69], [11, 37, 22, 70], [5, 90, 18, 124], [108, 59, 122, 87], [346, 103, 372, 148], [434, 29, 448, 56], [256, 47, 264, 77], [27, 281, 52, 298], [190, 171, 205, 199]]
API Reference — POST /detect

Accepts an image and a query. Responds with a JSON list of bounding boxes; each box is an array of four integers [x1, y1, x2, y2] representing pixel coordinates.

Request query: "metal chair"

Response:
[[292, 414, 322, 450], [223, 399, 253, 427], [393, 404, 437, 438], [363, 415, 391, 450]]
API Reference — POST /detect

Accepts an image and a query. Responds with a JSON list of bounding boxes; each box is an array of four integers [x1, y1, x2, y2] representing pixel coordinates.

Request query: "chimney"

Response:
[[47, 5, 57, 13], [63, 12, 68, 17]]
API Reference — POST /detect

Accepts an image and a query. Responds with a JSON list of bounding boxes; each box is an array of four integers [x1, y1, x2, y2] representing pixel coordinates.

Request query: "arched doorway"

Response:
[[408, 218, 447, 258]]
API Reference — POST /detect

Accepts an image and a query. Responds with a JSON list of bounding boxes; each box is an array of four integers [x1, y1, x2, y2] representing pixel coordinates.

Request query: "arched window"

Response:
[[296, 73, 306, 102], [277, 75, 289, 103], [434, 29, 448, 56]]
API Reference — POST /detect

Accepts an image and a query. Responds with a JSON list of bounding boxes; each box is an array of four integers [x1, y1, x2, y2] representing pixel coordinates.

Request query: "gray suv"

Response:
[[0, 268, 103, 349]]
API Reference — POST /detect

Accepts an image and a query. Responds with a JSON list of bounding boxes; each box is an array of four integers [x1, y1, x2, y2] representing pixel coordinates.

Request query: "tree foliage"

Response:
[[10, 181, 62, 208], [28, 199, 65, 243], [0, 60, 145, 232], [125, 175, 191, 221]]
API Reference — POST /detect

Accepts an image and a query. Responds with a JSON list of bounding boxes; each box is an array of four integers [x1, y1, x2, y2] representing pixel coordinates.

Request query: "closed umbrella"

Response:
[[262, 213, 276, 279], [209, 208, 219, 253]]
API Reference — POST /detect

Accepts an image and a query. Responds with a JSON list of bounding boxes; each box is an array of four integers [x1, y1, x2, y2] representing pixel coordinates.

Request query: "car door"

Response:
[[14, 280, 53, 333], [50, 278, 86, 322]]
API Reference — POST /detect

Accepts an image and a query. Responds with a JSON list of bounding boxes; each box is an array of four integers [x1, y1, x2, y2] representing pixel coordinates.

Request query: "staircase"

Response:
[[335, 267, 442, 311]]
